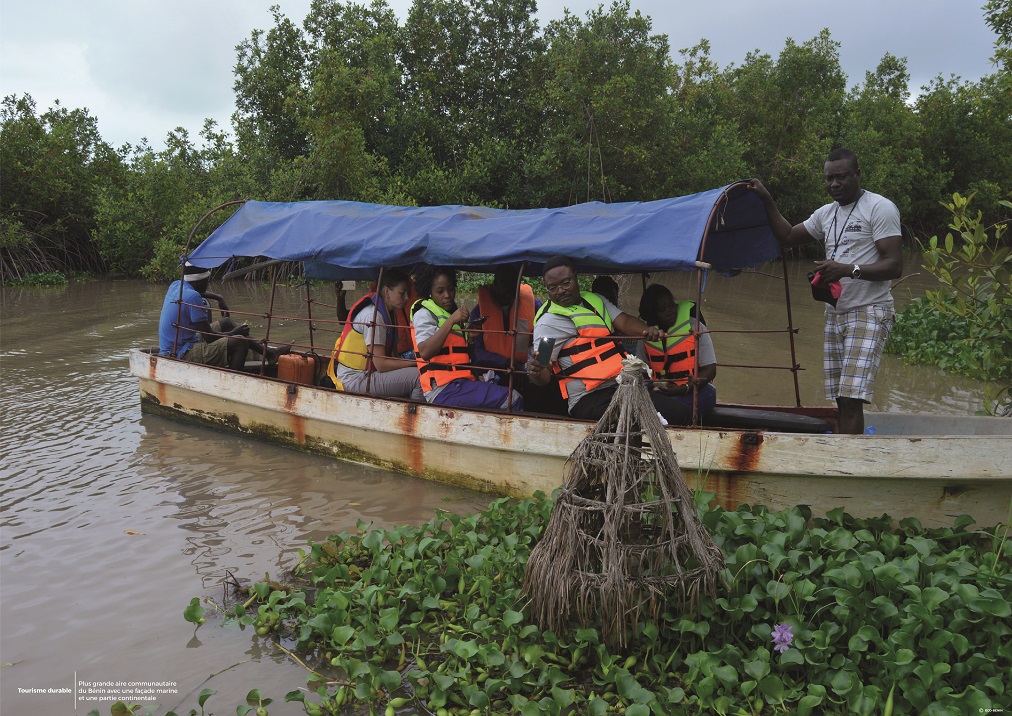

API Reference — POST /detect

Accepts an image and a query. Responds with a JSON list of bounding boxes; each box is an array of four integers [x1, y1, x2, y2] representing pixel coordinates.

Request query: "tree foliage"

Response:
[[888, 193, 1012, 413], [0, 94, 121, 282], [2, 0, 1009, 285]]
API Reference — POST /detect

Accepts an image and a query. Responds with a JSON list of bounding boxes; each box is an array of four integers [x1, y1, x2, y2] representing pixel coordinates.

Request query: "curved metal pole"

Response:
[[182, 199, 247, 256], [173, 200, 248, 359], [692, 187, 737, 426]]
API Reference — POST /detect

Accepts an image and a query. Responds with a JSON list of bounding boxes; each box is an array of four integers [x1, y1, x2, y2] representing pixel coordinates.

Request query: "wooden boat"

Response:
[[132, 185, 1012, 528]]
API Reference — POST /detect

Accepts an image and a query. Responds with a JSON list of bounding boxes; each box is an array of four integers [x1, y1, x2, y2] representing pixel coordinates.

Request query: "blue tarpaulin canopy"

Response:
[[186, 182, 780, 279]]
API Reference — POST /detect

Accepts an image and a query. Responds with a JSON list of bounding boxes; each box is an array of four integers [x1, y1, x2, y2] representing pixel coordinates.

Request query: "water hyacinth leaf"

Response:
[[378, 607, 399, 631], [519, 624, 540, 639], [523, 644, 545, 664], [793, 579, 817, 600], [588, 697, 609, 715], [824, 564, 864, 588], [575, 628, 599, 644], [984, 676, 1004, 695], [780, 649, 805, 666], [745, 658, 770, 681], [509, 660, 529, 678], [183, 598, 206, 625], [914, 661, 951, 687], [448, 638, 479, 659], [945, 632, 971, 657], [969, 589, 1012, 617], [503, 610, 524, 627], [712, 664, 738, 687], [871, 595, 899, 619], [432, 673, 455, 691], [380, 669, 401, 692], [616, 672, 654, 704], [546, 666, 569, 688], [198, 689, 217, 708], [758, 675, 784, 700], [921, 586, 950, 611], [797, 694, 824, 716], [766, 580, 790, 601], [830, 669, 857, 695], [626, 704, 650, 716], [468, 689, 490, 708], [665, 686, 686, 703], [550, 686, 575, 708], [520, 700, 541, 716], [483, 648, 506, 666], [428, 688, 448, 708]]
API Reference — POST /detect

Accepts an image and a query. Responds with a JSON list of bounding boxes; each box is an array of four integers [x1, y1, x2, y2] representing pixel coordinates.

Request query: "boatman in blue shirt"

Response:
[[748, 148, 903, 434], [158, 262, 288, 370]]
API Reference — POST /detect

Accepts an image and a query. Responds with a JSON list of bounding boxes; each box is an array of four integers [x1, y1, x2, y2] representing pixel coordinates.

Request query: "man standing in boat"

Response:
[[526, 256, 699, 424], [748, 148, 903, 434], [158, 262, 287, 370]]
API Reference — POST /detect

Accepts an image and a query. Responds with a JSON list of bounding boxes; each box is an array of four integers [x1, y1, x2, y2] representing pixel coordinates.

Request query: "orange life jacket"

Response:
[[410, 299, 475, 392], [642, 300, 697, 385], [534, 291, 626, 399], [476, 284, 536, 364]]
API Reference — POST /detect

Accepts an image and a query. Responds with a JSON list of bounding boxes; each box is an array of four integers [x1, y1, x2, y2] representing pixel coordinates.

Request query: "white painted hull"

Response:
[[130, 350, 1012, 528]]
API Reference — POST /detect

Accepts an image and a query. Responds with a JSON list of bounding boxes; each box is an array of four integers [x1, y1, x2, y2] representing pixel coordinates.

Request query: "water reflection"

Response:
[[135, 415, 489, 589]]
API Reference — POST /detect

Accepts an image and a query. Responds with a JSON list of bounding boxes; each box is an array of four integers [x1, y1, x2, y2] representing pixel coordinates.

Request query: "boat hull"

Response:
[[131, 350, 1012, 528]]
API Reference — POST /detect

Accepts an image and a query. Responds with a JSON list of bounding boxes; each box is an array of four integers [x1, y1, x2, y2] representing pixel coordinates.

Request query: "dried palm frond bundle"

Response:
[[523, 356, 725, 650]]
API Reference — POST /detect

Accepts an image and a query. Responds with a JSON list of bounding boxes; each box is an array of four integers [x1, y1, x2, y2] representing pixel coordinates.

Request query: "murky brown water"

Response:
[[0, 267, 991, 715]]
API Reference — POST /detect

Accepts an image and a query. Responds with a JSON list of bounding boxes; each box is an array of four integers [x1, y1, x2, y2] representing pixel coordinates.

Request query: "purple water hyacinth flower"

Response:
[[771, 623, 794, 653]]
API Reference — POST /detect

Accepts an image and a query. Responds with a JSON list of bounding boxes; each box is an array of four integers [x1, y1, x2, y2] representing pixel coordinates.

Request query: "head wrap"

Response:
[[182, 261, 211, 282]]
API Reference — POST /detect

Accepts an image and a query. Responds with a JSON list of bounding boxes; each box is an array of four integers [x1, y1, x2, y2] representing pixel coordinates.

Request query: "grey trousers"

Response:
[[341, 367, 424, 401]]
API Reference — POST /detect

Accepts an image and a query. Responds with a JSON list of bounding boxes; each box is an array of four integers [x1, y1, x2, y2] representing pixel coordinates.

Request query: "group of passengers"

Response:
[[324, 256, 717, 425]]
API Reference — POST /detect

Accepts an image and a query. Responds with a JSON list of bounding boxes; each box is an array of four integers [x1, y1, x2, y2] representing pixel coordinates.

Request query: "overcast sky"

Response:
[[1, 0, 999, 151]]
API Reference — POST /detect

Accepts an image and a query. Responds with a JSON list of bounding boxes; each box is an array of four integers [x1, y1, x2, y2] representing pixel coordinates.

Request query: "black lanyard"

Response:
[[827, 191, 863, 260]]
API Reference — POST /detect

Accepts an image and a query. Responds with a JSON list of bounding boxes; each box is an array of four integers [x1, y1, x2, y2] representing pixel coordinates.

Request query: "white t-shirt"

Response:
[[803, 190, 900, 313], [411, 304, 453, 401], [336, 303, 389, 385]]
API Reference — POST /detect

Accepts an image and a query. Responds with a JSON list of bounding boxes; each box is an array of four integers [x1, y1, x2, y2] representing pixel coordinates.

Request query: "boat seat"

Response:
[[702, 406, 832, 434]]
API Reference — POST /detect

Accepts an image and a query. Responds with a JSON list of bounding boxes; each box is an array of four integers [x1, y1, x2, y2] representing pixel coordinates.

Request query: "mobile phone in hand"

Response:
[[535, 336, 555, 366]]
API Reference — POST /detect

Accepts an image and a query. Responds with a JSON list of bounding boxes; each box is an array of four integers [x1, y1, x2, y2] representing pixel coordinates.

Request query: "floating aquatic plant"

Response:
[[178, 499, 1009, 716]]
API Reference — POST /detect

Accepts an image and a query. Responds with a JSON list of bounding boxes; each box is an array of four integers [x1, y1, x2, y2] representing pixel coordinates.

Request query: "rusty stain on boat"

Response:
[[704, 431, 765, 510], [941, 484, 969, 499], [730, 431, 764, 473], [397, 403, 424, 475], [284, 384, 299, 411]]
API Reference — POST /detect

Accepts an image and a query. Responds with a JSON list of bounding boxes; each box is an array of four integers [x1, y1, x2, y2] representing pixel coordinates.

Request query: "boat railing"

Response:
[[168, 270, 809, 426]]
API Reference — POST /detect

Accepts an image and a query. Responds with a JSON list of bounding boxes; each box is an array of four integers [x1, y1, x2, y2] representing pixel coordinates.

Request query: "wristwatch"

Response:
[[851, 264, 862, 279]]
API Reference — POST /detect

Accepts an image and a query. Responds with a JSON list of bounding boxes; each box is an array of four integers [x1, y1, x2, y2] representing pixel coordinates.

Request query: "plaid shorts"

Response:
[[823, 304, 895, 403]]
